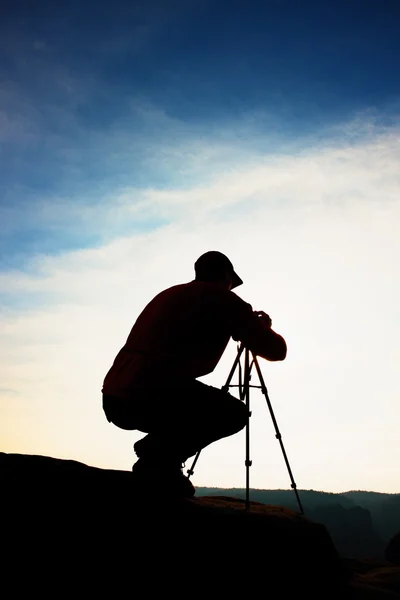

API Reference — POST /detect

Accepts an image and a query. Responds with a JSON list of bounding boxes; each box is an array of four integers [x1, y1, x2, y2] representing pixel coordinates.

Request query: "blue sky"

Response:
[[2, 0, 399, 264], [1, 1, 400, 492]]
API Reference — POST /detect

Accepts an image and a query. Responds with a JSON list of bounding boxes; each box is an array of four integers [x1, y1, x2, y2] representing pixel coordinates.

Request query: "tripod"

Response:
[[187, 343, 304, 514]]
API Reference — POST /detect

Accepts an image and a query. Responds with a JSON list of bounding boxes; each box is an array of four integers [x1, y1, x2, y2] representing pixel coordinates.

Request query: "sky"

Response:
[[1, 0, 400, 494]]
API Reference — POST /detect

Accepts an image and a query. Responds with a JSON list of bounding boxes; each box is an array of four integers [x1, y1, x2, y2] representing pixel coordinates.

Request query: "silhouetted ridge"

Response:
[[1, 453, 399, 599]]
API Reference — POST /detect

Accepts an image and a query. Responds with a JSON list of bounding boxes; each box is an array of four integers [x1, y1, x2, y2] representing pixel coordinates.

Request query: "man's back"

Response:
[[102, 280, 255, 398]]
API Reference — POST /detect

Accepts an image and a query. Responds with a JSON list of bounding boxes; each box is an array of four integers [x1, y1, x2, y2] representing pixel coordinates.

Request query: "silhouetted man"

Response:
[[102, 251, 287, 496]]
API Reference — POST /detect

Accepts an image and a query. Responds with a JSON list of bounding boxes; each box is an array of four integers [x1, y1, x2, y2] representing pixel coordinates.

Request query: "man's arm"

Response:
[[249, 311, 287, 361], [229, 298, 287, 362]]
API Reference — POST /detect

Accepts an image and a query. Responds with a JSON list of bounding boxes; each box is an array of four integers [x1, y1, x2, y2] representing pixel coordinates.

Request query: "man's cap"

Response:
[[194, 251, 243, 289]]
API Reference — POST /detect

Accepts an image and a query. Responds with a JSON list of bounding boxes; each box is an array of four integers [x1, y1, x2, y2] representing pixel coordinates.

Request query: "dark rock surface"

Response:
[[386, 533, 400, 566], [1, 453, 399, 598]]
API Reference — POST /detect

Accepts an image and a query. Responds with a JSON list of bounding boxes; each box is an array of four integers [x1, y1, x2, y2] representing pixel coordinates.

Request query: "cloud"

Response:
[[1, 111, 399, 261], [122, 129, 400, 220]]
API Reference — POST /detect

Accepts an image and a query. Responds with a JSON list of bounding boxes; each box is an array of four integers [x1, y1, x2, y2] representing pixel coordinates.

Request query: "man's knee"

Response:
[[225, 394, 248, 434], [236, 398, 249, 430]]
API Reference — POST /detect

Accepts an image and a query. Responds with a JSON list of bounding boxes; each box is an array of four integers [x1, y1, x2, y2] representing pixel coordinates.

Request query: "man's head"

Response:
[[194, 251, 243, 290]]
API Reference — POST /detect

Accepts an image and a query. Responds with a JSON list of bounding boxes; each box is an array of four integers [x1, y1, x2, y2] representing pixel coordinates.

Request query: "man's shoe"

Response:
[[131, 458, 195, 498]]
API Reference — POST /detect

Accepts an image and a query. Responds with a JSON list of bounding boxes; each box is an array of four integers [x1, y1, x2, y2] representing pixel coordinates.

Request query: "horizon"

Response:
[[195, 485, 400, 496], [195, 484, 400, 494], [1, 0, 399, 494]]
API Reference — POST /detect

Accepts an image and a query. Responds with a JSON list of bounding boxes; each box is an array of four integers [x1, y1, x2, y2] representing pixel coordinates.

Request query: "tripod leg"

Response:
[[252, 354, 305, 515], [244, 349, 252, 511], [221, 342, 246, 393], [186, 451, 200, 478]]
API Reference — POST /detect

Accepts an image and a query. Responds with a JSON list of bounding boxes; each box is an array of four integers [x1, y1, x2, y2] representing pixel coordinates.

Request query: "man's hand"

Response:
[[254, 311, 272, 330]]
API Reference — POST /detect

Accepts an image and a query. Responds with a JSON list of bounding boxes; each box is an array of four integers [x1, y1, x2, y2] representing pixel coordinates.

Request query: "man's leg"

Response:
[[103, 394, 140, 430], [103, 382, 247, 496], [103, 391, 196, 496], [133, 380, 248, 464]]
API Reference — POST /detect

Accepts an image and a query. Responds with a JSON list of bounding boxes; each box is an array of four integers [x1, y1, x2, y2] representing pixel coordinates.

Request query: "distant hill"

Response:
[[195, 487, 400, 560], [339, 491, 400, 541]]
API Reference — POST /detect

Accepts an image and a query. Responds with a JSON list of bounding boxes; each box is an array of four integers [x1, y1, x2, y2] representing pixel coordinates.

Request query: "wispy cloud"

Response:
[[2, 109, 399, 263]]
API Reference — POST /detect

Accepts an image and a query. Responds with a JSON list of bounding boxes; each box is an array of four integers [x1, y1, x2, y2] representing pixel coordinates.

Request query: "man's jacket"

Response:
[[102, 280, 286, 399]]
